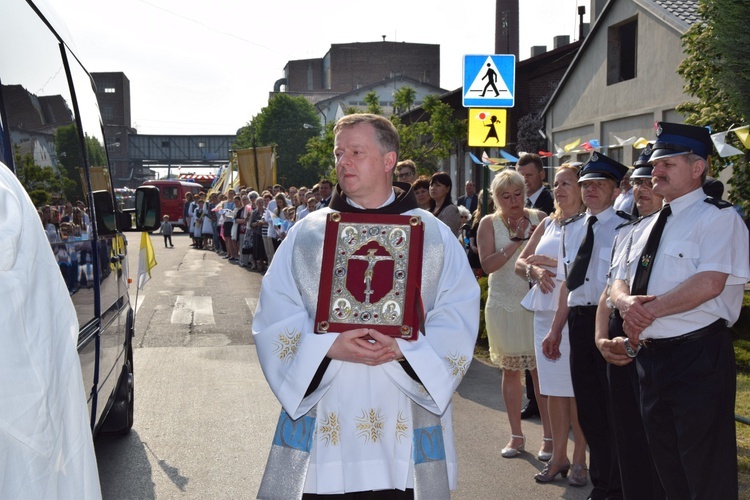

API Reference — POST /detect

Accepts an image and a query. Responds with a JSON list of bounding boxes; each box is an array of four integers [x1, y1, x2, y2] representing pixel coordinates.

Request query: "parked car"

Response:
[[0, 0, 160, 435]]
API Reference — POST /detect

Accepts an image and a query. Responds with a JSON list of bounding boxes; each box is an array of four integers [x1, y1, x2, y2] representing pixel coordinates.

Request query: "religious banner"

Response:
[[315, 212, 424, 340]]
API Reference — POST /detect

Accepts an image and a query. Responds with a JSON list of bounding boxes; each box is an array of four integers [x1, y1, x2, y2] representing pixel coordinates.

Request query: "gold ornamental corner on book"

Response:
[[314, 213, 425, 340]]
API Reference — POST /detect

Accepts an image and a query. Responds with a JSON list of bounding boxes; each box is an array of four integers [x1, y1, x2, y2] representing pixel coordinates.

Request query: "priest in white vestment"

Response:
[[0, 161, 101, 499], [253, 114, 479, 499]]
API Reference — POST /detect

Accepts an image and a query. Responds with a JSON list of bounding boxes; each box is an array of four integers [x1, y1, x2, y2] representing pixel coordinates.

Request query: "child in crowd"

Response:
[[159, 215, 174, 248]]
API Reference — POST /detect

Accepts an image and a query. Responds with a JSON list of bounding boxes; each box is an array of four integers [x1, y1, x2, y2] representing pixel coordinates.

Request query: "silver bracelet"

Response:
[[526, 264, 537, 284], [622, 337, 641, 358]]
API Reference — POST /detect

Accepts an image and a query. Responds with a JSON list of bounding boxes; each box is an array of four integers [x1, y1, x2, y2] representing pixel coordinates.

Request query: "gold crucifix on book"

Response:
[[351, 248, 394, 305]]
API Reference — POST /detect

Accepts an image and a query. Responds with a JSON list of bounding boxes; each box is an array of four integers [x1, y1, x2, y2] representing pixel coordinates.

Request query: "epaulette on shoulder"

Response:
[[615, 210, 633, 221], [562, 212, 585, 226], [615, 210, 656, 230], [704, 197, 733, 209]]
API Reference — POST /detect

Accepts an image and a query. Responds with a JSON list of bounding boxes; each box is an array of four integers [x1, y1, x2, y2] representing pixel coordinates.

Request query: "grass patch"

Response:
[[737, 373, 750, 471]]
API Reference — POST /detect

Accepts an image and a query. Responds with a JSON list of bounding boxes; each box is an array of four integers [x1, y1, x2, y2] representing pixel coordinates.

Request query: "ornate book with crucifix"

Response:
[[314, 212, 425, 340]]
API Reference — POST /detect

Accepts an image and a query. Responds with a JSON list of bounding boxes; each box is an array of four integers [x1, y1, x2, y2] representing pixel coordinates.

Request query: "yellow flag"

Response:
[[137, 232, 157, 290], [633, 137, 650, 149], [563, 138, 581, 152], [734, 126, 750, 149]]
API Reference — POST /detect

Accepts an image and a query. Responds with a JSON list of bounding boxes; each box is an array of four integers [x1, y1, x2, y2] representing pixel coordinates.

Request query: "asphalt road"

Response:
[[95, 232, 590, 499]]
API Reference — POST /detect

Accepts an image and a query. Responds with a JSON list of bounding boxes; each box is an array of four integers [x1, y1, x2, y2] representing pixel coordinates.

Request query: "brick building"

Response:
[[92, 72, 135, 182], [281, 41, 440, 94]]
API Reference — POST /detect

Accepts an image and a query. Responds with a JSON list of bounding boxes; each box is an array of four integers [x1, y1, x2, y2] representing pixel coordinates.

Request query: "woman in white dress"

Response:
[[478, 169, 551, 460], [515, 164, 588, 485]]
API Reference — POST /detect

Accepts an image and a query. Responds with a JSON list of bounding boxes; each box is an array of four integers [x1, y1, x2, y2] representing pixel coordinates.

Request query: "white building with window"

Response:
[[542, 0, 700, 167]]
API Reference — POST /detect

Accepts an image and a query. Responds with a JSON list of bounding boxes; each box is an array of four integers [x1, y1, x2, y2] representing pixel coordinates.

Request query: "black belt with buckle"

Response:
[[571, 305, 598, 316], [639, 319, 727, 350]]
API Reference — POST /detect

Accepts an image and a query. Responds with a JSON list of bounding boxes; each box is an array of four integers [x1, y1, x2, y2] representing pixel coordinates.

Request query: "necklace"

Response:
[[500, 213, 527, 245]]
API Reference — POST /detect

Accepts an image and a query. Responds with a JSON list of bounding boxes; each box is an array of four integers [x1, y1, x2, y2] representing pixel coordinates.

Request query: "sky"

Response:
[[51, 0, 590, 136]]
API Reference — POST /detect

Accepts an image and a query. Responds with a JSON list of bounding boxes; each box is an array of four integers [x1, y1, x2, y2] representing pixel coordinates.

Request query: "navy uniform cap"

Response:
[[631, 165, 653, 179], [650, 122, 713, 162], [578, 152, 629, 184], [633, 145, 653, 167], [631, 145, 653, 178]]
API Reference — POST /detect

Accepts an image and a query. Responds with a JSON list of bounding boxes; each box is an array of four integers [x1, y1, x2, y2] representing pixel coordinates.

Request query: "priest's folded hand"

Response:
[[327, 328, 398, 366]]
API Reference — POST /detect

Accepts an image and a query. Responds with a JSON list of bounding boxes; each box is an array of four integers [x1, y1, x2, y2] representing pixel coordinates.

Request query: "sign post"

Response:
[[463, 54, 516, 216]]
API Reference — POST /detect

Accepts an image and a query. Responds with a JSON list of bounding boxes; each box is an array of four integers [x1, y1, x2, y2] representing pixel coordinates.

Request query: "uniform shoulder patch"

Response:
[[562, 212, 585, 226], [704, 197, 733, 209], [615, 210, 633, 221]]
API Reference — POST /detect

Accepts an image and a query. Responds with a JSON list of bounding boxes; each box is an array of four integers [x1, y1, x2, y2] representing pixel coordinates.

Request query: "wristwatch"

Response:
[[622, 337, 640, 358]]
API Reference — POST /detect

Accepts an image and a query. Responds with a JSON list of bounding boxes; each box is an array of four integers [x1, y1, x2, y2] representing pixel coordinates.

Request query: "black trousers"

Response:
[[637, 323, 738, 500], [607, 314, 664, 500], [568, 307, 622, 500], [303, 490, 413, 499], [525, 370, 536, 404]]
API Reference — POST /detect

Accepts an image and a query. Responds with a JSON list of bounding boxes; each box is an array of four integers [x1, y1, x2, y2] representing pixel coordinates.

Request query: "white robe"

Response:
[[253, 207, 479, 495], [0, 162, 101, 499]]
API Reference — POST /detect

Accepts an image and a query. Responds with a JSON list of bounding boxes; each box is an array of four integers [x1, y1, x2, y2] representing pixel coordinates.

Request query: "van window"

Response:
[[163, 186, 179, 200], [0, 1, 94, 327]]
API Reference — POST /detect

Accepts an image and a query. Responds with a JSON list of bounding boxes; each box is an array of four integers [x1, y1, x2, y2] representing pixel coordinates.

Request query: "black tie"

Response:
[[566, 216, 597, 291], [525, 198, 532, 208], [630, 205, 672, 295]]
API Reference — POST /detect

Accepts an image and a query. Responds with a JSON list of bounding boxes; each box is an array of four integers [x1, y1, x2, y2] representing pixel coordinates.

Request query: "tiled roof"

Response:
[[652, 0, 702, 25]]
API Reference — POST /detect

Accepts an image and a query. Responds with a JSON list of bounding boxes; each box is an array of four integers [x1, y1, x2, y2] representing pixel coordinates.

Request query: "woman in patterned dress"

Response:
[[478, 169, 551, 460]]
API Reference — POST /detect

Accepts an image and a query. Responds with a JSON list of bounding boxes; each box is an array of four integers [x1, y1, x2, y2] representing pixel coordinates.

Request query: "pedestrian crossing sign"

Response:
[[463, 54, 516, 108], [468, 109, 507, 147]]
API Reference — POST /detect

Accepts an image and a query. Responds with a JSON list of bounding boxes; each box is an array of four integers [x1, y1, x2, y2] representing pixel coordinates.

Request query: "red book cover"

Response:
[[314, 212, 424, 340]]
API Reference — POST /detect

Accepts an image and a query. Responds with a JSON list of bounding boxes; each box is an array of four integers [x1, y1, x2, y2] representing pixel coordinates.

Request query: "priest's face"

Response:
[[334, 122, 397, 208]]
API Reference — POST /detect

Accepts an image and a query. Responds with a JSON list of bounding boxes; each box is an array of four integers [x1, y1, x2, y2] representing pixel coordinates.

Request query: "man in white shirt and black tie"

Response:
[[610, 122, 749, 500]]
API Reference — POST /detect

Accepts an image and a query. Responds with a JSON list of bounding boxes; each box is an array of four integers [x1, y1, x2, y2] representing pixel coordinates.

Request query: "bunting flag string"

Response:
[[499, 149, 519, 163], [711, 130, 745, 158], [609, 135, 637, 148], [469, 152, 505, 171], [732, 125, 750, 149], [563, 138, 581, 152]]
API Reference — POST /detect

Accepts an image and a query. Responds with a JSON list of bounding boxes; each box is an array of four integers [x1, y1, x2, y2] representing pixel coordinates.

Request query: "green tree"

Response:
[[677, 0, 749, 210], [516, 113, 546, 156], [300, 94, 465, 180], [14, 144, 63, 204], [364, 92, 382, 115], [393, 86, 417, 115], [395, 94, 466, 172], [711, 0, 750, 121], [54, 123, 85, 202], [85, 134, 107, 167], [235, 94, 321, 188], [299, 122, 336, 181]]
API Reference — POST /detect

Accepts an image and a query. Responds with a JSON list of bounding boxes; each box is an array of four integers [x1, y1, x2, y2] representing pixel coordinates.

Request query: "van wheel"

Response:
[[102, 345, 134, 435], [119, 347, 135, 434]]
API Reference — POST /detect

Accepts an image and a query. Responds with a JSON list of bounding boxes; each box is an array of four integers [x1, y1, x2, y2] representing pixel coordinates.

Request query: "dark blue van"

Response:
[[0, 0, 160, 435]]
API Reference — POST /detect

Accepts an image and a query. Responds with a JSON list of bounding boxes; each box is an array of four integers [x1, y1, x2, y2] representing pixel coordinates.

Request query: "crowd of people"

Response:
[[175, 180, 335, 272], [476, 122, 749, 500], [38, 199, 96, 294]]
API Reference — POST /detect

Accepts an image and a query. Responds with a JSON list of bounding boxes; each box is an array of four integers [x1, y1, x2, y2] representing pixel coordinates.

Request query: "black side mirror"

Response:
[[134, 186, 160, 231], [93, 190, 118, 235]]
